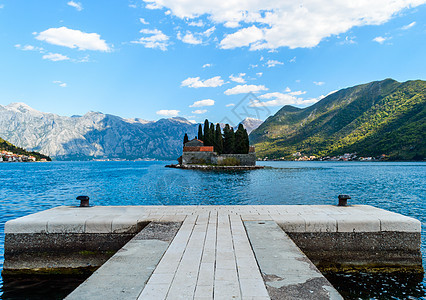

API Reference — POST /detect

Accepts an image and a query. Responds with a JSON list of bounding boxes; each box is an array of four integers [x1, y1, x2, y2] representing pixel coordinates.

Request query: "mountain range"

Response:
[[250, 79, 425, 160], [0, 103, 198, 160]]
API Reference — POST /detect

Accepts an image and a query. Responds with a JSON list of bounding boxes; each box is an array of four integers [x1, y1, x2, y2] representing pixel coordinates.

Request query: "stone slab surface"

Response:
[[4, 205, 421, 234], [65, 222, 181, 300], [244, 220, 343, 300], [138, 213, 270, 300]]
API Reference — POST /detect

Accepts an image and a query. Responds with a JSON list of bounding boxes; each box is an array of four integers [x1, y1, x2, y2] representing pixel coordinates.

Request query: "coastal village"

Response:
[[260, 152, 389, 162], [0, 150, 46, 162]]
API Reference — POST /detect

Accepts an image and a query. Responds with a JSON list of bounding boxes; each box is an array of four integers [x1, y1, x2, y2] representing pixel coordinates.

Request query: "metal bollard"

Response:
[[338, 194, 351, 206], [77, 195, 90, 207]]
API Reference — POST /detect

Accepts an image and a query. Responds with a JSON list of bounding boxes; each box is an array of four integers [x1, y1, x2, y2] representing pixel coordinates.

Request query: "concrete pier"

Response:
[[2, 205, 423, 299]]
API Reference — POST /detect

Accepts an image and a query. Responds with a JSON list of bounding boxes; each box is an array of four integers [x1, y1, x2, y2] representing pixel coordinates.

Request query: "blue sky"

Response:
[[0, 0, 425, 125]]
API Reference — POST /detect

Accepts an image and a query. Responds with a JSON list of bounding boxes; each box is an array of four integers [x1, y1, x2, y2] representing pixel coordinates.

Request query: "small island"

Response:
[[167, 119, 263, 170]]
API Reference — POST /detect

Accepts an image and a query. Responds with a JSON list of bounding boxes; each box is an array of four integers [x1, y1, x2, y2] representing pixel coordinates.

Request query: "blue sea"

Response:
[[0, 161, 425, 299]]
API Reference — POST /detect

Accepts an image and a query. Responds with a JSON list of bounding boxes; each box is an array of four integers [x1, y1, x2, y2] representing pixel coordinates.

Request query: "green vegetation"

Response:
[[250, 79, 426, 160], [0, 136, 51, 161], [218, 157, 241, 166], [184, 119, 250, 154]]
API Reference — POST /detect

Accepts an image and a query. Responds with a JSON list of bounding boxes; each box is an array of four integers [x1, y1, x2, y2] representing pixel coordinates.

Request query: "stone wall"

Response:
[[182, 151, 216, 165], [212, 153, 256, 166], [182, 152, 256, 166]]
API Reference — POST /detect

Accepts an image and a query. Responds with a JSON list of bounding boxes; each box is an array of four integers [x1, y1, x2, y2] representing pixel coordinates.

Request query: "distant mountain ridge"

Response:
[[250, 79, 425, 160], [239, 117, 263, 134], [0, 103, 197, 160]]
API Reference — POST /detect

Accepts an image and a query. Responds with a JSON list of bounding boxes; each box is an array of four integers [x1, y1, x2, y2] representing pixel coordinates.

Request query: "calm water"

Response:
[[0, 161, 424, 299]]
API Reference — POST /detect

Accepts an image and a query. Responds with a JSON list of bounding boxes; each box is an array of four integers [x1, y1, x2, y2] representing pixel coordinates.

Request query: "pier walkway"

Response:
[[4, 205, 422, 299], [66, 211, 342, 300]]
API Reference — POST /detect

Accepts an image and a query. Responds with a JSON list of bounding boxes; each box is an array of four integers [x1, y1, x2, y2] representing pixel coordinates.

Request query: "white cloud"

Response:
[[220, 25, 263, 49], [139, 18, 149, 25], [250, 92, 318, 107], [224, 84, 268, 95], [177, 26, 215, 45], [15, 44, 44, 52], [401, 21, 416, 30], [36, 27, 110, 51], [132, 29, 169, 50], [192, 109, 207, 114], [313, 81, 325, 86], [229, 73, 246, 83], [53, 80, 67, 87], [188, 20, 204, 27], [202, 63, 212, 68], [266, 60, 283, 68], [189, 99, 215, 107], [42, 53, 70, 61], [226, 103, 235, 107], [177, 32, 202, 44], [289, 56, 296, 63], [156, 109, 180, 117], [256, 72, 263, 77], [182, 76, 224, 88], [285, 87, 291, 92], [339, 36, 357, 45], [142, 0, 425, 50], [373, 36, 389, 44], [67, 1, 83, 11], [289, 90, 306, 96]]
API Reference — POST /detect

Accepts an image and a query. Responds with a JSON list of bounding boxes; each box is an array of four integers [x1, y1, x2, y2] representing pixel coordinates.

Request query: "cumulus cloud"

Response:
[[402, 21, 416, 30], [139, 18, 149, 25], [256, 72, 263, 77], [188, 20, 204, 27], [53, 80, 67, 87], [67, 1, 83, 11], [373, 36, 389, 44], [132, 28, 169, 50], [177, 26, 215, 45], [313, 81, 325, 86], [181, 76, 224, 88], [42, 53, 70, 61], [202, 63, 212, 68], [189, 99, 215, 107], [36, 27, 110, 51], [177, 32, 202, 44], [226, 103, 235, 107], [250, 92, 319, 107], [142, 0, 425, 50], [224, 84, 268, 95], [192, 109, 207, 114], [229, 73, 246, 83], [156, 109, 180, 117], [266, 60, 283, 68], [15, 44, 44, 52]]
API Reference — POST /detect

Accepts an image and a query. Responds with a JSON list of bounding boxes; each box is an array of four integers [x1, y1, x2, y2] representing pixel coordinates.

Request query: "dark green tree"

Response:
[[234, 124, 249, 154], [197, 124, 203, 141], [209, 123, 215, 147], [203, 119, 212, 146], [214, 123, 223, 154], [223, 124, 235, 154], [183, 133, 189, 144]]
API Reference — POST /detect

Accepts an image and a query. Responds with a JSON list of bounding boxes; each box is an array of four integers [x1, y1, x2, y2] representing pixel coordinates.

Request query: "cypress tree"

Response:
[[214, 123, 223, 154], [203, 119, 211, 146], [197, 124, 203, 141], [223, 124, 234, 154], [229, 127, 236, 154], [234, 124, 249, 154], [209, 123, 215, 148], [183, 133, 189, 145], [243, 128, 250, 154]]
